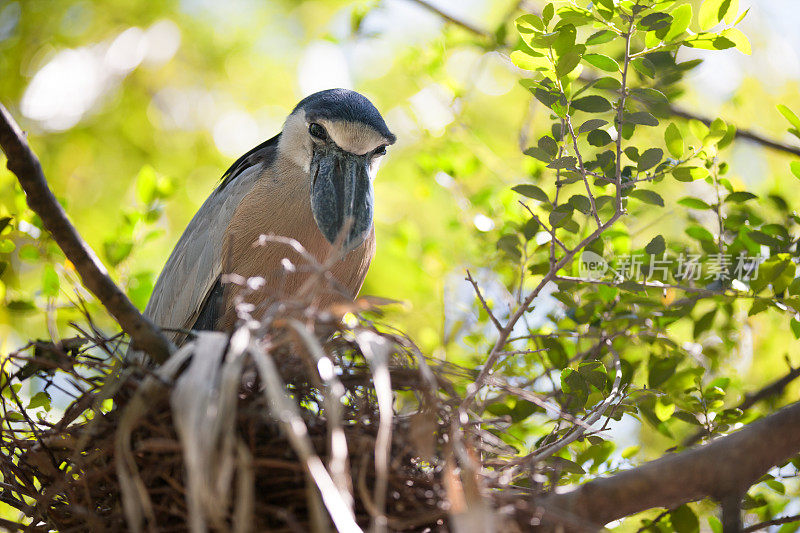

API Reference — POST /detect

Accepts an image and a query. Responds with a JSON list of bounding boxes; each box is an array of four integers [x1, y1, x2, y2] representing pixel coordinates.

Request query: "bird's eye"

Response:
[[373, 145, 387, 157], [309, 123, 328, 140]]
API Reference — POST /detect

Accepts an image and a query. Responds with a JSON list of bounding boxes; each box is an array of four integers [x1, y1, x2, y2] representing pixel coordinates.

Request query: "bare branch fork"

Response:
[[0, 103, 174, 364]]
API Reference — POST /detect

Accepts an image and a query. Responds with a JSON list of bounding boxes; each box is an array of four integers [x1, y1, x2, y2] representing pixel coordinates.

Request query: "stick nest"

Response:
[[1, 304, 535, 532]]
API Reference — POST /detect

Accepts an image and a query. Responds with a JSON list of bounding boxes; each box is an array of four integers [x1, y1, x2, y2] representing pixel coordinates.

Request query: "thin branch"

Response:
[[615, 16, 635, 213], [743, 514, 800, 533], [406, 0, 489, 38], [669, 105, 800, 158], [541, 401, 800, 528], [563, 114, 602, 227], [0, 103, 174, 364], [466, 269, 504, 332], [519, 201, 569, 253]]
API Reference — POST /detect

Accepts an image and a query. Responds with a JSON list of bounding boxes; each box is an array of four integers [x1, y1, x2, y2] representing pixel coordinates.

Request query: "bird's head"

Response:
[[279, 88, 395, 251]]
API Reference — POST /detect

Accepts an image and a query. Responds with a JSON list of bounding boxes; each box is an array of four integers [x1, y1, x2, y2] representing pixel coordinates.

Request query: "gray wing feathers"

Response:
[[142, 164, 265, 342]]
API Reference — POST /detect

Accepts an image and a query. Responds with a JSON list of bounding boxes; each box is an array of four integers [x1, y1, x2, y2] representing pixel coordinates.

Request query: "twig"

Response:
[[406, 0, 489, 37], [465, 270, 503, 332], [0, 103, 174, 364], [743, 514, 800, 533], [519, 201, 569, 253], [669, 105, 800, 158], [615, 16, 635, 213], [564, 113, 602, 227]]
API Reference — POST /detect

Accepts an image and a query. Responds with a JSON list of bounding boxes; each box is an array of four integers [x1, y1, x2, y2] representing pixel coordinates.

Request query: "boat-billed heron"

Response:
[[141, 89, 395, 344]]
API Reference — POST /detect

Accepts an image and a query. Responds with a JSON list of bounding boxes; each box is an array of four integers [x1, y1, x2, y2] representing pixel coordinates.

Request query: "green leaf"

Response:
[[791, 318, 800, 339], [544, 338, 568, 369], [645, 235, 666, 255], [568, 194, 591, 214], [42, 265, 59, 298], [638, 148, 663, 171], [678, 197, 712, 210], [791, 161, 800, 179], [673, 167, 709, 182], [587, 129, 612, 147], [649, 356, 678, 388], [103, 240, 134, 267], [27, 391, 51, 410], [671, 504, 700, 533], [546, 456, 585, 475], [538, 135, 559, 156], [666, 4, 693, 41], [724, 191, 757, 203], [684, 33, 735, 51], [547, 156, 577, 170], [686, 225, 715, 242], [625, 112, 659, 127], [777, 104, 800, 131], [585, 29, 615, 45], [542, 2, 554, 24], [524, 146, 553, 162], [512, 184, 549, 203], [583, 53, 618, 72], [549, 204, 574, 227], [699, 0, 730, 31], [631, 57, 655, 78], [665, 123, 684, 158], [556, 50, 583, 77], [621, 445, 639, 459], [578, 119, 608, 134], [694, 309, 717, 337], [722, 28, 750, 55], [510, 50, 551, 71], [572, 95, 612, 112], [135, 165, 158, 205], [593, 76, 621, 90], [515, 13, 544, 32], [629, 189, 665, 207], [640, 12, 672, 31], [654, 398, 675, 421]]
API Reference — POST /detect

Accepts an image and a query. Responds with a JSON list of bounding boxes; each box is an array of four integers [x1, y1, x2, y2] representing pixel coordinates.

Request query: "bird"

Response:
[[140, 89, 395, 346]]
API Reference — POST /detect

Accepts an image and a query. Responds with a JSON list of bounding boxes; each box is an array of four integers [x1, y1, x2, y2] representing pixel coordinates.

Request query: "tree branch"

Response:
[[668, 105, 800, 158], [406, 0, 489, 38], [540, 401, 800, 529], [743, 514, 800, 533], [0, 103, 174, 364]]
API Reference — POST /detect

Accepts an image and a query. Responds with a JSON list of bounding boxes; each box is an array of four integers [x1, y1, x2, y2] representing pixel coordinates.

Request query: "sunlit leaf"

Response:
[[665, 123, 684, 158]]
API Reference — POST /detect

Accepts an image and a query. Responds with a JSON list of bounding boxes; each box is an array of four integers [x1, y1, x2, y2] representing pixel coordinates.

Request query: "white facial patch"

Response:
[[317, 119, 388, 156], [278, 110, 313, 172]]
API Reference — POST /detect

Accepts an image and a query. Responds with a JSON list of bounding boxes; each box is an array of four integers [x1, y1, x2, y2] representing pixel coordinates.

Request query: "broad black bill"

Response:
[[309, 147, 373, 251]]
